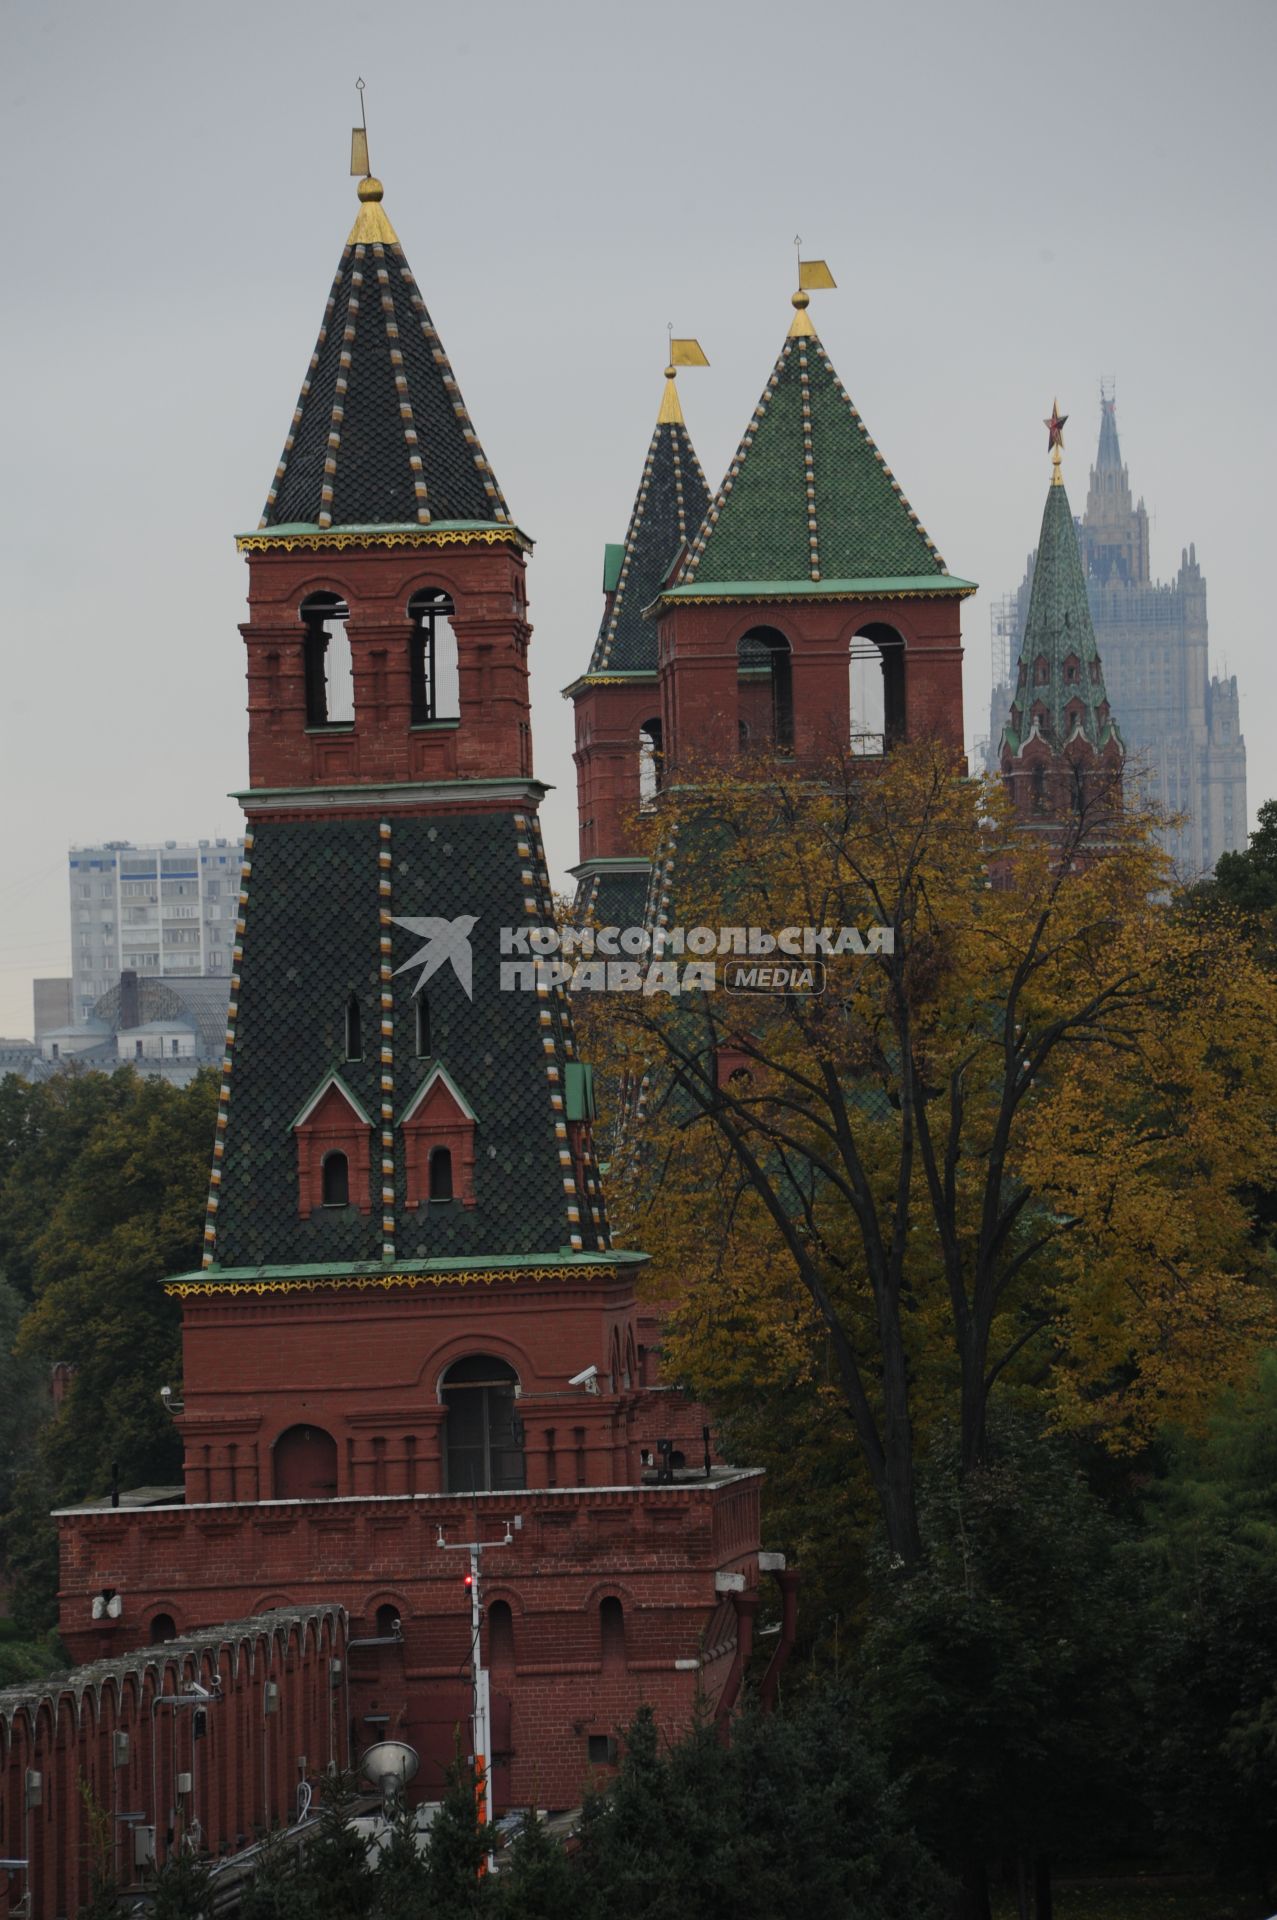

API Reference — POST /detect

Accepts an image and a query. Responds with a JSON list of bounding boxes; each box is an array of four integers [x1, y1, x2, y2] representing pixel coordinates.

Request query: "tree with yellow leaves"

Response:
[[581, 742, 1277, 1566]]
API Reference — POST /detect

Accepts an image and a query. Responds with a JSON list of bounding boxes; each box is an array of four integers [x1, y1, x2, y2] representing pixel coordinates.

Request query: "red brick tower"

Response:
[[999, 407, 1125, 837], [56, 170, 768, 1812], [571, 264, 973, 876], [569, 343, 711, 926]]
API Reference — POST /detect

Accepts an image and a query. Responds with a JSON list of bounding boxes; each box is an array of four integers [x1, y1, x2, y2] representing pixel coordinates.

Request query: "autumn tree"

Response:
[[583, 744, 1277, 1564]]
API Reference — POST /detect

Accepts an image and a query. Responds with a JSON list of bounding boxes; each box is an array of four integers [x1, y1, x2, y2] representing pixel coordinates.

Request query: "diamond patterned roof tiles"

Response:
[[260, 194, 511, 533], [589, 418, 710, 674], [673, 328, 950, 595]]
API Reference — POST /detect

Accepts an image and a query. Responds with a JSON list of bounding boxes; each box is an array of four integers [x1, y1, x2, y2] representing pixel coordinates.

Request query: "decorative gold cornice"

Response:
[[167, 1263, 607, 1300], [236, 525, 530, 556]]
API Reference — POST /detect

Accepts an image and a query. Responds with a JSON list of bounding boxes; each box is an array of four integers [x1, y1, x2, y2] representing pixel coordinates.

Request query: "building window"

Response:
[[345, 993, 363, 1061], [600, 1596, 626, 1671], [375, 1603, 401, 1639], [442, 1355, 525, 1493], [429, 1146, 454, 1202], [408, 589, 460, 723], [301, 592, 354, 727], [638, 720, 663, 809], [322, 1151, 350, 1207], [415, 997, 431, 1057], [149, 1612, 176, 1644], [489, 1600, 515, 1673], [272, 1423, 338, 1499], [588, 1733, 618, 1766], [737, 627, 793, 753]]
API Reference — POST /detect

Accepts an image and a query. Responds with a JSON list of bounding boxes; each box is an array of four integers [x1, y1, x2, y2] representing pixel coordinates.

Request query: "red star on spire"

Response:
[[1044, 399, 1067, 453]]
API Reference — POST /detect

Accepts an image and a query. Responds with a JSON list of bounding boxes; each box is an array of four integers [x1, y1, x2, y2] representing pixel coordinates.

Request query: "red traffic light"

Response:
[[463, 1573, 473, 1589]]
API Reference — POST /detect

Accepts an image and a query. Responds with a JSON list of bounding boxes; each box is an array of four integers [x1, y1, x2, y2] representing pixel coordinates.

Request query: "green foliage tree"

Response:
[[238, 1829, 311, 1920], [855, 1420, 1143, 1920], [1139, 1351, 1277, 1901], [1213, 797, 1277, 916], [494, 1808, 586, 1920], [149, 1847, 214, 1919], [371, 1799, 433, 1920], [421, 1754, 494, 1916], [291, 1775, 376, 1920]]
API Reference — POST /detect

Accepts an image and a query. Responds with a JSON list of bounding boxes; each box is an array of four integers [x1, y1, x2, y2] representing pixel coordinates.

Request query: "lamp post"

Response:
[[436, 1518, 519, 1858]]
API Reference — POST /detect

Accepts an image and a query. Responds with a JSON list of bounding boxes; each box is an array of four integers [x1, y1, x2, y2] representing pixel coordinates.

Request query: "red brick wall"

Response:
[[0, 1607, 347, 1920]]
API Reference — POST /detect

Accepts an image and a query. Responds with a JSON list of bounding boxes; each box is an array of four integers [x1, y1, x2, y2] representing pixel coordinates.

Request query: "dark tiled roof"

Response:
[[260, 188, 511, 532], [1001, 478, 1123, 759], [588, 419, 710, 673], [675, 328, 947, 591], [573, 867, 652, 930], [210, 811, 606, 1268]]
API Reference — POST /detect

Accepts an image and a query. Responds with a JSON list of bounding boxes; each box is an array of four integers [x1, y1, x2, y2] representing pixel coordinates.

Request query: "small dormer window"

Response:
[[1033, 656, 1050, 687], [1064, 654, 1080, 684], [345, 993, 362, 1061], [415, 998, 431, 1058], [322, 1151, 350, 1207], [429, 1147, 454, 1202]]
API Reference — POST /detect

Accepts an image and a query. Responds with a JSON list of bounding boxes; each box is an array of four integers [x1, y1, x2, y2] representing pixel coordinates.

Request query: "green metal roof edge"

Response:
[[235, 776, 550, 802], [569, 856, 652, 875], [169, 1248, 648, 1288], [659, 574, 978, 604]]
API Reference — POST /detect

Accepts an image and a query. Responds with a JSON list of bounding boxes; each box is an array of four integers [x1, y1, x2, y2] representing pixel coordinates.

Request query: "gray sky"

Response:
[[2, 0, 1273, 1038]]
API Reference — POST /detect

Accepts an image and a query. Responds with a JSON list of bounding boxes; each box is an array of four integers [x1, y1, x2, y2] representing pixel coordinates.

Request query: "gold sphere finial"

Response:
[[358, 175, 384, 203], [792, 287, 810, 311], [665, 363, 677, 381]]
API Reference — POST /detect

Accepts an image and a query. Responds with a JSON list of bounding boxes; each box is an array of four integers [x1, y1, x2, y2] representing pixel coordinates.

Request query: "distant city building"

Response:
[[32, 976, 73, 1040], [36, 969, 231, 1086], [985, 394, 1246, 877], [67, 837, 244, 1022]]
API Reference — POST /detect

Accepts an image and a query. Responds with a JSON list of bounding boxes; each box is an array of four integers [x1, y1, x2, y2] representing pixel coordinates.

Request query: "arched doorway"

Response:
[[849, 624, 905, 754], [272, 1424, 339, 1500], [737, 627, 793, 753], [441, 1356, 526, 1493]]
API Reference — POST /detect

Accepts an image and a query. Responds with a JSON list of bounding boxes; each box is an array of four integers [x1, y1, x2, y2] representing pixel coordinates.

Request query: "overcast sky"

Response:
[[1, 0, 1273, 1037]]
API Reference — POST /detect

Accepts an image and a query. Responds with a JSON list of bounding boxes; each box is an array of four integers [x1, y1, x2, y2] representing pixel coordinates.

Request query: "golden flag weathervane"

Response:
[[351, 77, 370, 177], [789, 236, 836, 336], [659, 324, 709, 424]]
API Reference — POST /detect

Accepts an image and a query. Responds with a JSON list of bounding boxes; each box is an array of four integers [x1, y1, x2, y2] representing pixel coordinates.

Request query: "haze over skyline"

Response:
[[2, 0, 1273, 1038]]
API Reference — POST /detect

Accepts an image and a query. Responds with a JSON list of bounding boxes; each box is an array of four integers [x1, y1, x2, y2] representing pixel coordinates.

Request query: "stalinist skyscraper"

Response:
[[988, 392, 1246, 877]]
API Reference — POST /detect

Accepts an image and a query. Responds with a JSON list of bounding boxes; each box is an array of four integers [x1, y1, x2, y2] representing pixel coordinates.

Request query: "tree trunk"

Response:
[[1033, 1854, 1053, 1920], [955, 1858, 992, 1920]]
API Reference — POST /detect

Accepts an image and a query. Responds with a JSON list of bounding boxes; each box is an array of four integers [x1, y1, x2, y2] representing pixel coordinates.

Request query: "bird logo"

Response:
[[391, 915, 478, 1000]]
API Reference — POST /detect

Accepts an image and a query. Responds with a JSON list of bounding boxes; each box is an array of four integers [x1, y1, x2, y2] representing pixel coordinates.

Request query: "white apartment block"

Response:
[[68, 838, 246, 1022]]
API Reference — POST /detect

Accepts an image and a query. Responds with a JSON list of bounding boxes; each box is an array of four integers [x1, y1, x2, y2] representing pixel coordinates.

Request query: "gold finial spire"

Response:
[[788, 240, 836, 337], [658, 328, 709, 424], [1044, 398, 1068, 486], [346, 79, 398, 245]]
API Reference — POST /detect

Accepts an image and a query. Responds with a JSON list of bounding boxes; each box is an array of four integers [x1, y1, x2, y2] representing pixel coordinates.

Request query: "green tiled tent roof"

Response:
[[588, 417, 711, 673], [671, 328, 952, 595], [1000, 478, 1124, 758]]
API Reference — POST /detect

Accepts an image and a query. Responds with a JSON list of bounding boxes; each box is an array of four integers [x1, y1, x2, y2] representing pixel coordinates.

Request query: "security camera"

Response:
[[569, 1364, 601, 1395], [160, 1385, 172, 1404]]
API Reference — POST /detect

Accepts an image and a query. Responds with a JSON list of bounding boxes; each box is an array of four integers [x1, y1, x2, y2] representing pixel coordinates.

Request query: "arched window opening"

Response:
[[408, 589, 460, 723], [322, 1150, 350, 1208], [442, 1355, 526, 1493], [375, 1603, 401, 1639], [1030, 764, 1046, 813], [737, 628, 793, 753], [300, 593, 354, 728], [149, 1612, 176, 1645], [851, 625, 905, 755], [415, 997, 431, 1058], [272, 1423, 338, 1499], [638, 718, 663, 809], [429, 1146, 454, 1202], [489, 1600, 515, 1673], [1033, 655, 1050, 687], [600, 1596, 626, 1671], [345, 992, 362, 1061]]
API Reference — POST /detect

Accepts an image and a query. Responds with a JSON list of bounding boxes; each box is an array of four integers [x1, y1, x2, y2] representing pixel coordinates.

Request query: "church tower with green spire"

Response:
[[999, 405, 1125, 832]]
